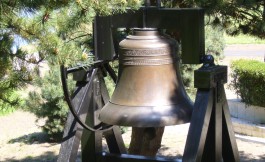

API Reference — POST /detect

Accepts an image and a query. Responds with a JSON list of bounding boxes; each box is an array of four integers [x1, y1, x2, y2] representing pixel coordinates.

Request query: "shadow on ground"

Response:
[[156, 146, 182, 160], [156, 145, 265, 162], [240, 151, 265, 162], [8, 132, 54, 144], [3, 149, 265, 162], [4, 151, 58, 162]]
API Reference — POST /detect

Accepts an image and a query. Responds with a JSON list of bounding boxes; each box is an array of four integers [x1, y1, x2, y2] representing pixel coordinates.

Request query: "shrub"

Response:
[[25, 66, 75, 141], [230, 59, 265, 107]]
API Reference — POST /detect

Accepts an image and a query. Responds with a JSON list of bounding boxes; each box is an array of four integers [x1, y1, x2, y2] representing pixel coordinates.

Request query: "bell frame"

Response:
[[57, 6, 240, 162]]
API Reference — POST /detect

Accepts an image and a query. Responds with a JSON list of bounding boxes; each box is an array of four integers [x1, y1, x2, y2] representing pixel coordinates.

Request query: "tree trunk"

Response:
[[128, 127, 165, 157]]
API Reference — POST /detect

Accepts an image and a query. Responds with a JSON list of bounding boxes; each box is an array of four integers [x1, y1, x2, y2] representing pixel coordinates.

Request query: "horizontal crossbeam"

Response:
[[97, 153, 182, 162]]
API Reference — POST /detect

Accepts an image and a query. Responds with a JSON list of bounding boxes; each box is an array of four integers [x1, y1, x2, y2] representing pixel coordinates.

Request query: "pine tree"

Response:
[[25, 65, 75, 141]]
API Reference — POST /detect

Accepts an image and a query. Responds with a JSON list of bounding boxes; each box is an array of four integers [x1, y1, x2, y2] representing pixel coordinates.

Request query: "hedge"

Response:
[[230, 59, 265, 107]]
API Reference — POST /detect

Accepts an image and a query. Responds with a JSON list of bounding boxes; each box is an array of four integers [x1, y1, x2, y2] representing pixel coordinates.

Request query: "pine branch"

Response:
[[66, 34, 90, 43], [0, 96, 19, 106]]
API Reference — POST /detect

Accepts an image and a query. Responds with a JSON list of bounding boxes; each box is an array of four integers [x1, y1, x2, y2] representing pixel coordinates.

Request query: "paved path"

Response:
[[224, 44, 265, 57]]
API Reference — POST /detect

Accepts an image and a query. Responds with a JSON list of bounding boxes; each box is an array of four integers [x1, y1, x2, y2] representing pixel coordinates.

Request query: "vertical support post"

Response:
[[58, 69, 95, 162], [183, 61, 239, 162], [221, 86, 240, 162], [215, 83, 223, 161], [200, 86, 222, 162], [81, 73, 103, 161], [80, 69, 126, 161], [182, 89, 214, 162]]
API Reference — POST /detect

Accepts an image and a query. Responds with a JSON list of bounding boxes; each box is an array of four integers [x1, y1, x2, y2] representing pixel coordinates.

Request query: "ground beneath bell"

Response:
[[0, 110, 265, 162]]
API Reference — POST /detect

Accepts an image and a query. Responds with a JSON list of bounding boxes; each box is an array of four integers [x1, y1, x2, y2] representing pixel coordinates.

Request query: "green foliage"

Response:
[[25, 66, 75, 141], [13, 1, 140, 139], [230, 59, 265, 107], [0, 0, 141, 115], [0, 32, 31, 114], [180, 64, 198, 101], [0, 91, 21, 116], [11, 0, 142, 67], [0, 1, 41, 113], [205, 25, 225, 62]]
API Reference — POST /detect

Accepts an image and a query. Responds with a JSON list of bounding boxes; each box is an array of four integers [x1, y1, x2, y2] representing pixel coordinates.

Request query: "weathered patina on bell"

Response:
[[99, 28, 193, 127]]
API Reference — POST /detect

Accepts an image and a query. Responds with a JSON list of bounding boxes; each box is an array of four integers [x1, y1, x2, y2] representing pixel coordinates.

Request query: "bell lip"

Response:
[[99, 102, 193, 127]]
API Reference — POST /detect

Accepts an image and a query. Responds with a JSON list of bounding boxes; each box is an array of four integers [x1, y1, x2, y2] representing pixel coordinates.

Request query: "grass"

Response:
[[225, 34, 265, 44]]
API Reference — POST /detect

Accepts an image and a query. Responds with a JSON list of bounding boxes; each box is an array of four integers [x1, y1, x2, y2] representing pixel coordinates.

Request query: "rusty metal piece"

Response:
[[99, 28, 193, 127]]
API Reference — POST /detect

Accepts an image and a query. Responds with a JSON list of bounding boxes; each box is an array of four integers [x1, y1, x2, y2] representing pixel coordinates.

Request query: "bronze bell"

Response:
[[99, 28, 193, 127]]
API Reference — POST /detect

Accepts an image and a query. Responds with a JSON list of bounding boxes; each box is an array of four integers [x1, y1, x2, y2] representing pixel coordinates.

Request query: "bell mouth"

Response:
[[99, 102, 192, 127]]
